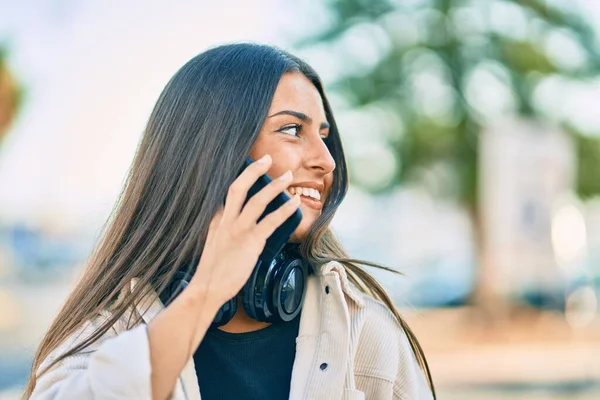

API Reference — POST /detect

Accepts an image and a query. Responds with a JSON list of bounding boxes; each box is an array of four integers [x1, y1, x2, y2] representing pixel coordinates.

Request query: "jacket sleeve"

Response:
[[392, 326, 434, 400], [30, 316, 153, 400]]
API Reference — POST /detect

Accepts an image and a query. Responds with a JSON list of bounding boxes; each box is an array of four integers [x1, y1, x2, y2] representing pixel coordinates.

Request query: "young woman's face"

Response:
[[249, 72, 335, 242]]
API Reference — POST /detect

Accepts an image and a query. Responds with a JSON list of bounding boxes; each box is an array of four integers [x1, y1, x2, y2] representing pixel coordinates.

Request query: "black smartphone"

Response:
[[241, 157, 303, 263]]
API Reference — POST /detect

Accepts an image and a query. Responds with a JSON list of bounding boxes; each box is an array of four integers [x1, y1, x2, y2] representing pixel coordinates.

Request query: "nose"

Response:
[[305, 134, 336, 174]]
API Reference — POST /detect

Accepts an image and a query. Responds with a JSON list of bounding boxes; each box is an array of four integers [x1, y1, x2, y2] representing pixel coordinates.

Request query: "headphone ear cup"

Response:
[[242, 244, 309, 323], [271, 258, 308, 322], [211, 297, 238, 328]]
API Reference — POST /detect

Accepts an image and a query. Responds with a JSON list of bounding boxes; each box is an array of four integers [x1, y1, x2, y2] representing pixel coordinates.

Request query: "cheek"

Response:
[[325, 172, 334, 188], [270, 156, 301, 179], [250, 144, 302, 179]]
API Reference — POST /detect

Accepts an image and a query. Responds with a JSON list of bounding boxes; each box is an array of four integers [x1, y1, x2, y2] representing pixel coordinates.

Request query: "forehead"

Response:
[[268, 72, 326, 119]]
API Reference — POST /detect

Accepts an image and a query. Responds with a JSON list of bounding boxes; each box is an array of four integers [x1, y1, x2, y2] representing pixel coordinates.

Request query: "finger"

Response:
[[236, 169, 294, 227], [222, 155, 272, 224], [254, 194, 301, 240]]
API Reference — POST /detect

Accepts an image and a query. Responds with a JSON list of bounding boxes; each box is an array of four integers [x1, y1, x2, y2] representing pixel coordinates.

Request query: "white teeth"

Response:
[[289, 186, 321, 201], [313, 189, 321, 201]]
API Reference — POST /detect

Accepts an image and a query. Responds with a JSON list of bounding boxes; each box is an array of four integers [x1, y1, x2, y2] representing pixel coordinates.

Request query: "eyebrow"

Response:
[[268, 110, 330, 130]]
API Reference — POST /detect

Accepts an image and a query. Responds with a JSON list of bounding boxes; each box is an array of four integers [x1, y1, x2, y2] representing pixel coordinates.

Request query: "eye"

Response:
[[277, 124, 302, 137]]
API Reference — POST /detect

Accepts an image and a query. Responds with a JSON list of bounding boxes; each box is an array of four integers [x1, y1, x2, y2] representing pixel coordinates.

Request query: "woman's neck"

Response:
[[217, 297, 271, 333]]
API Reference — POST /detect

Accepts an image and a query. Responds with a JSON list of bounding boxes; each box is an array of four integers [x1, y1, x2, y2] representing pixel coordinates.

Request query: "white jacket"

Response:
[[31, 261, 433, 399]]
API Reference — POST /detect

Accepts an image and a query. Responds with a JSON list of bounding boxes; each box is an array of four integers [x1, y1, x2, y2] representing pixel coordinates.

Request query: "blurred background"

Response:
[[1, 0, 600, 398]]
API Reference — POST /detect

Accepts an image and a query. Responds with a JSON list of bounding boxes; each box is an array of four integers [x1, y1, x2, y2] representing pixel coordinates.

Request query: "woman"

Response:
[[24, 43, 435, 400]]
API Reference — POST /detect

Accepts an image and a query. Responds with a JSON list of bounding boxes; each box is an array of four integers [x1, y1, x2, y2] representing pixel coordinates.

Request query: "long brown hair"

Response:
[[24, 43, 435, 399]]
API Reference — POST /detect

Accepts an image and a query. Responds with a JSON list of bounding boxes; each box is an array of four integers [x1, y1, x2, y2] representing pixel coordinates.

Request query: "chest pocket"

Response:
[[343, 389, 365, 400]]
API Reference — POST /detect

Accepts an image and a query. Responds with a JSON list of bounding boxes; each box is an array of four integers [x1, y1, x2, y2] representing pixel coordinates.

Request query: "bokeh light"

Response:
[[565, 286, 597, 329], [552, 202, 587, 266]]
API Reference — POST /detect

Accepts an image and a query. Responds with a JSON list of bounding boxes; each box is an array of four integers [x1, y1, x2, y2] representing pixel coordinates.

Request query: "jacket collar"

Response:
[[129, 279, 163, 324], [318, 261, 365, 308]]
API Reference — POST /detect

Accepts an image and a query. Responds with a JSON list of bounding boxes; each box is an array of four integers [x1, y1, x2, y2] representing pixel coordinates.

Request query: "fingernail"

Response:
[[278, 170, 292, 181], [257, 154, 271, 164]]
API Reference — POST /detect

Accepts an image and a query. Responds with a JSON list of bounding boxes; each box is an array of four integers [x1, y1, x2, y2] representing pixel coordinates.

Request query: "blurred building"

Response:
[[480, 118, 576, 307]]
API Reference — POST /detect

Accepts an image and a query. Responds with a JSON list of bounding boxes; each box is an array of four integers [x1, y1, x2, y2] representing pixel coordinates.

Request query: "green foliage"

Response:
[[300, 0, 600, 206], [574, 133, 600, 198]]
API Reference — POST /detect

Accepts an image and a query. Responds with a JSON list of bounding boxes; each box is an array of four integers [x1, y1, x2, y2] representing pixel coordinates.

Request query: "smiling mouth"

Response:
[[288, 186, 321, 201], [286, 186, 323, 211]]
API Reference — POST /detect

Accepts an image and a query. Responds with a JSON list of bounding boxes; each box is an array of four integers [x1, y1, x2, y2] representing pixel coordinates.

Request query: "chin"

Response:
[[289, 210, 319, 243], [289, 225, 308, 243]]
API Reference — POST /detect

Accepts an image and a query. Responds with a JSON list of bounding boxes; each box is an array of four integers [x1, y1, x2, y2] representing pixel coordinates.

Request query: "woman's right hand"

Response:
[[189, 154, 301, 308], [148, 154, 300, 400]]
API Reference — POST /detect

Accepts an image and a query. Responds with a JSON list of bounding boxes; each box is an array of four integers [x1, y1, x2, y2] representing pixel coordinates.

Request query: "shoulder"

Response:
[[37, 305, 141, 375], [38, 310, 115, 372], [32, 305, 155, 399], [43, 282, 161, 368], [353, 294, 433, 398], [353, 294, 416, 373], [318, 261, 419, 373]]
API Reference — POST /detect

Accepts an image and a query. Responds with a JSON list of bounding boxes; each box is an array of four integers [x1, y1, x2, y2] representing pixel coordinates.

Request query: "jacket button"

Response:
[[325, 285, 330, 294], [320, 363, 328, 371]]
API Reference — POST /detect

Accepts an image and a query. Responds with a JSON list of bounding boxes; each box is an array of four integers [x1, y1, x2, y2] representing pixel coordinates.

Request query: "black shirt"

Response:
[[193, 314, 301, 400]]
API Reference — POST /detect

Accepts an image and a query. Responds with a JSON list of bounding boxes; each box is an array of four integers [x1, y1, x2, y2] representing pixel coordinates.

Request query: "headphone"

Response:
[[159, 243, 310, 327]]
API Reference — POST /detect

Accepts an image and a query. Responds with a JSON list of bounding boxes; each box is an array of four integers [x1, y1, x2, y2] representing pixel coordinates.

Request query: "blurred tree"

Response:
[[0, 46, 21, 144], [299, 0, 600, 318]]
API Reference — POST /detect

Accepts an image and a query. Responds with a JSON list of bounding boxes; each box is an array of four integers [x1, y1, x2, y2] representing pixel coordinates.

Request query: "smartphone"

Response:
[[241, 157, 303, 263]]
